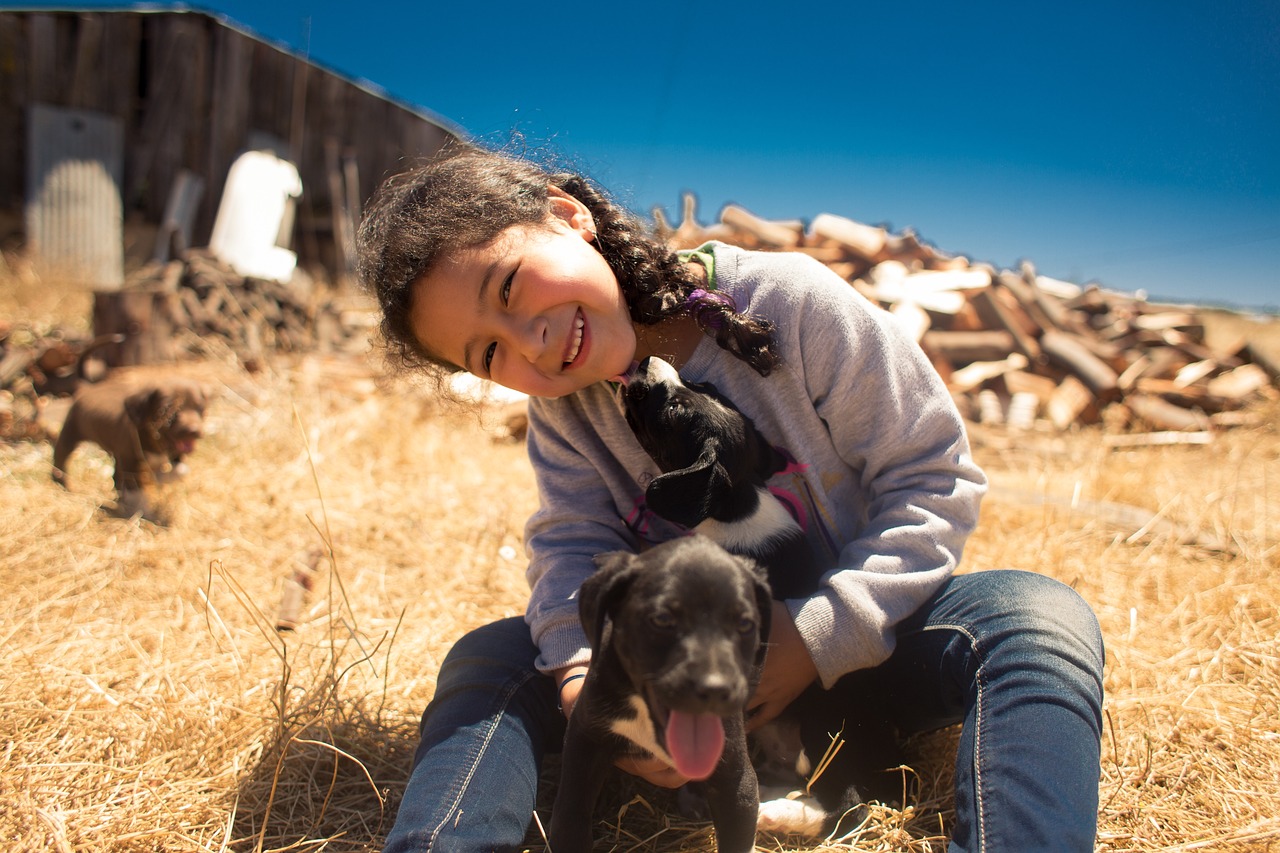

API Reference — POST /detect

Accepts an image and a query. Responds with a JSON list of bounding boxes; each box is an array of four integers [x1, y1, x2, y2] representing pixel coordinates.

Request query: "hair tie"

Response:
[[557, 672, 587, 711], [685, 287, 735, 330]]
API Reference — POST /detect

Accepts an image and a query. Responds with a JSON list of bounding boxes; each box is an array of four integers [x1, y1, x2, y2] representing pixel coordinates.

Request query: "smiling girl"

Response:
[[358, 145, 1104, 853]]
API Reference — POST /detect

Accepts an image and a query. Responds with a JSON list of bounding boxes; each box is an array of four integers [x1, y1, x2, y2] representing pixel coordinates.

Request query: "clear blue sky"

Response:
[[45, 1, 1280, 309]]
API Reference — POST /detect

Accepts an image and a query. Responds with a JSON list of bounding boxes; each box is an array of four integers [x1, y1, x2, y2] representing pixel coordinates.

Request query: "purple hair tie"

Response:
[[686, 287, 735, 330]]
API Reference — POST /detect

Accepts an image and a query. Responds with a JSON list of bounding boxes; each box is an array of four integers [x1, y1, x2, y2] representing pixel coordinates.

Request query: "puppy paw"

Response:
[[152, 462, 189, 484], [756, 793, 826, 838]]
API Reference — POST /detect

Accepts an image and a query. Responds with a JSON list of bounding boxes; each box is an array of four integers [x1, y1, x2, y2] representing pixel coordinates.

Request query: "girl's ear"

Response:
[[546, 185, 596, 241]]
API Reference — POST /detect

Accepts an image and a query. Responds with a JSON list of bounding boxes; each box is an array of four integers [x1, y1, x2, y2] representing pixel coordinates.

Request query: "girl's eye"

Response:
[[500, 271, 514, 305], [483, 342, 497, 374]]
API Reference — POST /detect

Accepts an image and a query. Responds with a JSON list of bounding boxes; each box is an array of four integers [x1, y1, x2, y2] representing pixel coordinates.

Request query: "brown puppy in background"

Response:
[[52, 374, 209, 522]]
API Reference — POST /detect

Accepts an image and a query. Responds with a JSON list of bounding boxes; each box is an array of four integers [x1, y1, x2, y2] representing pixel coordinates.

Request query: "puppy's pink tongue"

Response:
[[611, 360, 641, 386], [665, 711, 725, 780]]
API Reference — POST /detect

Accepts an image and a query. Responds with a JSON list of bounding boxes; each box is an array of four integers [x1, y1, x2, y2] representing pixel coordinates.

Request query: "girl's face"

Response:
[[410, 190, 638, 398]]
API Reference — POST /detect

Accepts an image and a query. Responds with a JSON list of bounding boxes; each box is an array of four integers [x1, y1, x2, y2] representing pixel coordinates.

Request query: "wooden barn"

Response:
[[0, 6, 463, 288]]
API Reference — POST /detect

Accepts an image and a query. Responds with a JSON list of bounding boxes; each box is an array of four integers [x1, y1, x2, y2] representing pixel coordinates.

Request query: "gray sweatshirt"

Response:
[[523, 243, 987, 687]]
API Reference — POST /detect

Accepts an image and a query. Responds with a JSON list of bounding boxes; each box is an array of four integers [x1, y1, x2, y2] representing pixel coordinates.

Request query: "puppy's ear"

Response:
[[124, 388, 163, 425], [645, 443, 732, 528], [749, 562, 774, 667], [579, 551, 641, 649]]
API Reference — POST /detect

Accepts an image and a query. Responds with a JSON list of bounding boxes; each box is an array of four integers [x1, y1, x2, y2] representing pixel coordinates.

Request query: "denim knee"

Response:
[[953, 570, 1106, 735], [415, 616, 553, 761]]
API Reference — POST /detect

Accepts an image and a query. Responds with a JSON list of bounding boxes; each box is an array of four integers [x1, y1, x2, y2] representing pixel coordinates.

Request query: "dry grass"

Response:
[[1, 277, 1278, 852]]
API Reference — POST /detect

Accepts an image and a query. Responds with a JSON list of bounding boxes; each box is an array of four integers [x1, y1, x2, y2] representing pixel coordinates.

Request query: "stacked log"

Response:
[[655, 195, 1279, 435]]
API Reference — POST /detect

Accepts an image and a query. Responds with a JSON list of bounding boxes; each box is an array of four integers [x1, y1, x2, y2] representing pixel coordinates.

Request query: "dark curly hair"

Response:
[[356, 144, 779, 382]]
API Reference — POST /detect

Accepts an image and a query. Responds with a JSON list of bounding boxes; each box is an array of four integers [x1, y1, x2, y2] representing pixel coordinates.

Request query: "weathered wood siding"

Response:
[[0, 9, 461, 269]]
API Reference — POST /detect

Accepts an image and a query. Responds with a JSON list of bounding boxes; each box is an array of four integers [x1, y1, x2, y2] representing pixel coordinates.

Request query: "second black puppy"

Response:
[[621, 355, 816, 598], [548, 536, 772, 853]]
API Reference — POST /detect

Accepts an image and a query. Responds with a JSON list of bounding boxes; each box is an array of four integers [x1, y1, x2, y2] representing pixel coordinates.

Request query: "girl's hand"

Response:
[[747, 600, 819, 731], [614, 753, 690, 789], [556, 665, 689, 788]]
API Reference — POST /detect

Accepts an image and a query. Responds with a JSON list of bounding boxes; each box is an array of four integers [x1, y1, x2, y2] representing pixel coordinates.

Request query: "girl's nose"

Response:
[[513, 315, 549, 362]]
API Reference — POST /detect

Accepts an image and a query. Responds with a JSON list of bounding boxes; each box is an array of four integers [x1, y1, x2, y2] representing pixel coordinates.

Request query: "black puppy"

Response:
[[549, 536, 772, 853], [621, 356, 901, 837], [621, 356, 816, 599]]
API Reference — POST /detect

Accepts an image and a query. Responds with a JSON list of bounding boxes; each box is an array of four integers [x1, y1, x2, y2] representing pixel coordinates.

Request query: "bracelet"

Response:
[[556, 672, 586, 711]]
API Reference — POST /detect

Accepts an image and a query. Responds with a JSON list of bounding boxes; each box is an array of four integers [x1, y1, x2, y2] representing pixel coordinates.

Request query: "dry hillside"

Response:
[[1, 266, 1277, 852]]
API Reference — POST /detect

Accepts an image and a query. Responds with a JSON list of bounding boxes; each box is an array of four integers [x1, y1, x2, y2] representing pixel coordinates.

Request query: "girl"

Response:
[[357, 145, 1105, 853]]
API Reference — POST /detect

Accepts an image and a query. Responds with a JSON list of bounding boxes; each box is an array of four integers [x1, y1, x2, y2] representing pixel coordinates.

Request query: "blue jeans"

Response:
[[383, 570, 1104, 853]]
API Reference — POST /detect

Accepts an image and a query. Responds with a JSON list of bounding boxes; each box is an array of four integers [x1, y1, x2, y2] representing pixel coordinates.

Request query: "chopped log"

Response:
[[1206, 363, 1269, 399], [672, 192, 709, 248], [809, 213, 888, 259], [1003, 369, 1059, 403], [976, 388, 1005, 425], [868, 263, 978, 315], [1116, 354, 1151, 390], [1103, 431, 1213, 448], [1047, 375, 1095, 430], [921, 330, 1017, 364], [996, 270, 1064, 332], [949, 352, 1029, 394], [1240, 341, 1280, 380], [1172, 359, 1218, 388], [970, 286, 1041, 359], [792, 245, 849, 264], [1134, 378, 1210, 399], [719, 204, 802, 248], [1132, 311, 1205, 341], [1006, 391, 1039, 430], [1126, 394, 1211, 431], [1040, 329, 1120, 399]]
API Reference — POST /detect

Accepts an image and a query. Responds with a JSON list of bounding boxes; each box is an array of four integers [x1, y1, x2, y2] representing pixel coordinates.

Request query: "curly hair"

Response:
[[356, 144, 779, 381]]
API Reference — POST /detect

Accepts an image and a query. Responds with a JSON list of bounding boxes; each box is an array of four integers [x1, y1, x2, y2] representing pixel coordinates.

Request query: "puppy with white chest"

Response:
[[620, 356, 902, 839], [549, 536, 773, 853], [621, 356, 816, 599]]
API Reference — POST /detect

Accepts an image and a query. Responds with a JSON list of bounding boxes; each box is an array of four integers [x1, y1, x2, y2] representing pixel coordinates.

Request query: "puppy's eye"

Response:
[[650, 611, 676, 630], [737, 617, 756, 635]]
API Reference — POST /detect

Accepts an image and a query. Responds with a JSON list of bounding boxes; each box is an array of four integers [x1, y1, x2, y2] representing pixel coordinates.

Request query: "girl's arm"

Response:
[[766, 256, 987, 689], [522, 390, 650, 674]]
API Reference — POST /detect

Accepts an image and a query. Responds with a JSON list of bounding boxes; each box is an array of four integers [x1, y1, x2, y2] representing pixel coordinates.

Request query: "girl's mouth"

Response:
[[563, 310, 585, 368]]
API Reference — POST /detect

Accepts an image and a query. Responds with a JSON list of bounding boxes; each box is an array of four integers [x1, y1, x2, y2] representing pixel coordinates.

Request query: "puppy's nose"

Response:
[[694, 673, 737, 707]]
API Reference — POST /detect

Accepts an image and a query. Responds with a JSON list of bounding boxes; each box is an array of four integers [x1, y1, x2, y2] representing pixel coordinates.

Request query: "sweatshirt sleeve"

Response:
[[521, 392, 643, 673], [782, 265, 987, 685]]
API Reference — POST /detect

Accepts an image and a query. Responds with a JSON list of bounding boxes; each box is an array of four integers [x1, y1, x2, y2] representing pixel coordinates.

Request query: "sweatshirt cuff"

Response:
[[786, 592, 889, 688], [529, 615, 593, 674]]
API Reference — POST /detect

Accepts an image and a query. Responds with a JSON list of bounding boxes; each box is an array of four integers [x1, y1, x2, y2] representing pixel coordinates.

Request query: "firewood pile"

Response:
[[123, 250, 376, 368], [0, 249, 376, 441], [4, 199, 1277, 444], [656, 195, 1280, 438]]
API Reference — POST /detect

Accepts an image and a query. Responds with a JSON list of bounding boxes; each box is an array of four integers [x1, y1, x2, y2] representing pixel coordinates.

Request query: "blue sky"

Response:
[[42, 1, 1280, 309]]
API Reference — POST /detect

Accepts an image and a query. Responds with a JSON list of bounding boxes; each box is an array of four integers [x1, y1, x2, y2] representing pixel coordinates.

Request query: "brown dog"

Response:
[[52, 374, 209, 521]]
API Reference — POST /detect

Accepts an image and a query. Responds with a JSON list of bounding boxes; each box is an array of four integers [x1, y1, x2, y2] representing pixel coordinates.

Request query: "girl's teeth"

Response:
[[565, 316, 584, 366]]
